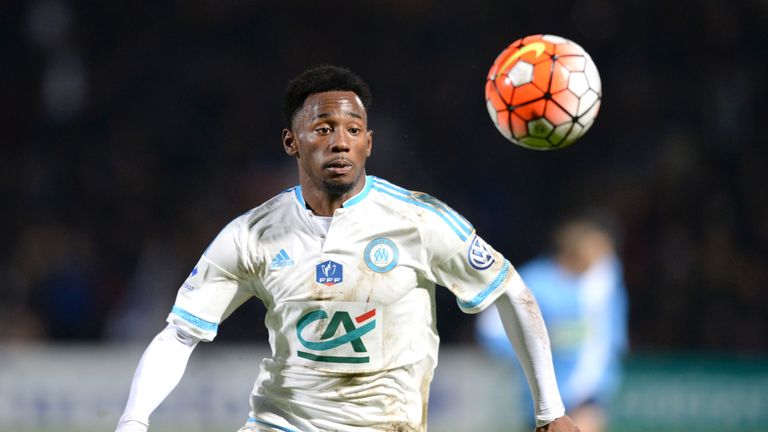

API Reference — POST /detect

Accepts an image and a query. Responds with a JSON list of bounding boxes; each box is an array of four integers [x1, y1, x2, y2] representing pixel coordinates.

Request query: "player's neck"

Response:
[[300, 177, 366, 216]]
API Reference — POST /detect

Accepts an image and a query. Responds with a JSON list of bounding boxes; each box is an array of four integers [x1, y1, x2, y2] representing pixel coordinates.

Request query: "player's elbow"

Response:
[[157, 323, 201, 347]]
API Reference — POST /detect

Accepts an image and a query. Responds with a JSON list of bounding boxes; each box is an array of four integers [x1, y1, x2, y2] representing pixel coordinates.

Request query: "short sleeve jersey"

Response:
[[167, 176, 516, 431]]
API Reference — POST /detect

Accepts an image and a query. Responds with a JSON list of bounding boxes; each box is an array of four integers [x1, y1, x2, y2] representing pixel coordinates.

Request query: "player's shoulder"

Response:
[[369, 176, 474, 243], [232, 187, 301, 232]]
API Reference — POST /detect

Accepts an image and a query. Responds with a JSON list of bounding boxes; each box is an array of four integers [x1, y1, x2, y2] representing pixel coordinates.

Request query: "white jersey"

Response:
[[167, 175, 516, 431]]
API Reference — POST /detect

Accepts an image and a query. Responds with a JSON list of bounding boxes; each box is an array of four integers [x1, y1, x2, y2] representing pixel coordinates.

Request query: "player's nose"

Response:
[[329, 131, 351, 152]]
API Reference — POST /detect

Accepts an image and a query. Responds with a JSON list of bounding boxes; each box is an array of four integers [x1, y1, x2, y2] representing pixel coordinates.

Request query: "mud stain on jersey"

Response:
[[355, 261, 381, 304], [419, 374, 431, 432], [381, 422, 418, 431], [518, 283, 551, 351]]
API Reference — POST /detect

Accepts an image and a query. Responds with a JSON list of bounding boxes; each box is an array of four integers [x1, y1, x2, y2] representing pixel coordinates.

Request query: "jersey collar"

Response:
[[291, 175, 374, 209]]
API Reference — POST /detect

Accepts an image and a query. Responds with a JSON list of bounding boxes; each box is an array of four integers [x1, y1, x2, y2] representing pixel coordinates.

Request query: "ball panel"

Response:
[[510, 112, 528, 138], [564, 122, 585, 144], [513, 99, 546, 121], [578, 99, 601, 126], [577, 89, 600, 117], [549, 62, 571, 93], [551, 89, 580, 116], [532, 61, 554, 93], [486, 100, 500, 126], [557, 56, 586, 72], [527, 42, 556, 65], [580, 117, 595, 135], [522, 34, 544, 45], [510, 83, 544, 107], [495, 109, 513, 140], [554, 41, 586, 56], [527, 118, 554, 138], [519, 136, 554, 150], [552, 122, 574, 145], [507, 61, 534, 86], [567, 72, 590, 97], [493, 77, 515, 104], [541, 34, 568, 44], [584, 57, 601, 92], [486, 80, 509, 110], [544, 100, 573, 125]]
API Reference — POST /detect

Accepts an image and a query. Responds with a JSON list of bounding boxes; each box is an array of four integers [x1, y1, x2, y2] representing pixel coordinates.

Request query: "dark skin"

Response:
[[282, 90, 579, 432], [282, 91, 372, 216]]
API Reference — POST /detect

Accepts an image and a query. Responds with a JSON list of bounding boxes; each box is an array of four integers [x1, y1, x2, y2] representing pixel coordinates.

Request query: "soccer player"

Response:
[[115, 65, 579, 432], [477, 212, 628, 432]]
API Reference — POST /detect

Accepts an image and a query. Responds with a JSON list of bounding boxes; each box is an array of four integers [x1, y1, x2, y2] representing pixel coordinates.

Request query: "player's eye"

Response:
[[316, 127, 332, 134], [348, 127, 361, 134]]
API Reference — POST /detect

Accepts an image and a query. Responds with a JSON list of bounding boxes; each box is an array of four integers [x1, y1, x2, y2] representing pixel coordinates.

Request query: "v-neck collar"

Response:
[[292, 175, 374, 210]]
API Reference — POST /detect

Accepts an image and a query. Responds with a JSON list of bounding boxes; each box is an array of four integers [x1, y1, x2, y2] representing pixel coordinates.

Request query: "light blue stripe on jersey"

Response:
[[371, 178, 472, 241], [171, 306, 218, 331], [342, 175, 374, 207], [248, 417, 301, 432], [457, 259, 511, 310], [292, 186, 305, 207], [372, 178, 473, 235], [288, 177, 373, 208]]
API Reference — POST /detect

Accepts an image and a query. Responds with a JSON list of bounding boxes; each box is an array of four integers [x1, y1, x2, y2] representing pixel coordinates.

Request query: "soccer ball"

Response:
[[485, 34, 602, 150]]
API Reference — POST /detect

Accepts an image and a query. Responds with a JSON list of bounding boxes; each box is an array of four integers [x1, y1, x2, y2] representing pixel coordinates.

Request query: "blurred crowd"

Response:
[[2, 0, 766, 352]]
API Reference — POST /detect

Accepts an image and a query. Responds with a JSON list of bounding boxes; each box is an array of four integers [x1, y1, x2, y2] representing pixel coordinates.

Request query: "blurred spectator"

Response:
[[477, 211, 629, 432]]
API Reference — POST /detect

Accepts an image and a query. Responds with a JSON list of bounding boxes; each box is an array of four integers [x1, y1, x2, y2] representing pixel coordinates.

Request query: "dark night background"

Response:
[[2, 0, 767, 355]]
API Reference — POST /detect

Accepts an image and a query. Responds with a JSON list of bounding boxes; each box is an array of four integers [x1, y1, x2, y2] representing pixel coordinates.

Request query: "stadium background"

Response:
[[1, 0, 767, 431]]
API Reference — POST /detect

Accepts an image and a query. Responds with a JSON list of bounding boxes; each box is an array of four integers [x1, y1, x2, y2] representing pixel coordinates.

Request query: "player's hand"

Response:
[[535, 415, 580, 432]]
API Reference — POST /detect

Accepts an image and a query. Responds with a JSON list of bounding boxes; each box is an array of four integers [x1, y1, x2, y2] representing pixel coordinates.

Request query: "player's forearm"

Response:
[[494, 272, 565, 427], [116, 324, 199, 432]]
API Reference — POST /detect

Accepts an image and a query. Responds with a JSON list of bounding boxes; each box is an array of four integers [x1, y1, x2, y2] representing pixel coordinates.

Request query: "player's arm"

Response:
[[428, 228, 575, 430], [494, 271, 578, 431], [115, 324, 199, 432], [116, 217, 259, 432]]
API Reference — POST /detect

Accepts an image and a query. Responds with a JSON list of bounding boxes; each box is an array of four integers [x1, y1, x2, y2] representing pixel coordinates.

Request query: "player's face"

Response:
[[283, 91, 372, 198]]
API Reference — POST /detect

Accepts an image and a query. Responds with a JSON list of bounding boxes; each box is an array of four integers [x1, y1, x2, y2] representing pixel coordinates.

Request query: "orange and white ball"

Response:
[[485, 34, 602, 150]]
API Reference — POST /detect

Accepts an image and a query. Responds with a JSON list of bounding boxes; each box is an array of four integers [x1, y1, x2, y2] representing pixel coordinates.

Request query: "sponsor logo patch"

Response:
[[364, 238, 399, 273], [468, 235, 495, 270], [296, 308, 377, 364], [316, 260, 343, 286], [269, 249, 295, 269]]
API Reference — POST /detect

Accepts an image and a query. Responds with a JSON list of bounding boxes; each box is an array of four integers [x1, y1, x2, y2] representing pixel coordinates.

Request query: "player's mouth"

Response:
[[324, 158, 353, 175]]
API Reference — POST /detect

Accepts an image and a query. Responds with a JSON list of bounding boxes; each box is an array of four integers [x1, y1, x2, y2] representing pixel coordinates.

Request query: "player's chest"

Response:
[[258, 223, 423, 305]]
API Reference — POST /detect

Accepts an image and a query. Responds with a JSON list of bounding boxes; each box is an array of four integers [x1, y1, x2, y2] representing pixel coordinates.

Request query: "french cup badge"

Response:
[[316, 260, 343, 286]]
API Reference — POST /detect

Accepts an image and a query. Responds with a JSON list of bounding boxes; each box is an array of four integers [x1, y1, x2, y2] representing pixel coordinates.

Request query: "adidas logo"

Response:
[[269, 249, 295, 269]]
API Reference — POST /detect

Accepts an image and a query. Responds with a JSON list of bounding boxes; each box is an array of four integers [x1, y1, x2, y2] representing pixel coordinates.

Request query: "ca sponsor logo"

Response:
[[468, 234, 495, 270], [296, 308, 377, 363], [316, 260, 343, 286]]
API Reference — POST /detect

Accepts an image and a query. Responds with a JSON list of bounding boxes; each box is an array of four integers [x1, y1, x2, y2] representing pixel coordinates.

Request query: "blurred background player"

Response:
[[477, 210, 628, 432]]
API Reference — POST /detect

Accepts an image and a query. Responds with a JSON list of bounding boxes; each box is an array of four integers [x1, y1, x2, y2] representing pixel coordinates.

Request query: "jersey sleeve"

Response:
[[431, 232, 516, 314], [167, 215, 260, 341], [414, 193, 516, 314]]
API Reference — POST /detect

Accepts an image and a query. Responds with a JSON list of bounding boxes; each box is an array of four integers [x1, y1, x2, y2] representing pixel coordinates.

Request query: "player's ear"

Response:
[[365, 129, 373, 157], [283, 129, 298, 157]]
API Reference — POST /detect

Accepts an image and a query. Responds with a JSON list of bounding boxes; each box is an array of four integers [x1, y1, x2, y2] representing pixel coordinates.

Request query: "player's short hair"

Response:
[[282, 65, 372, 128]]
